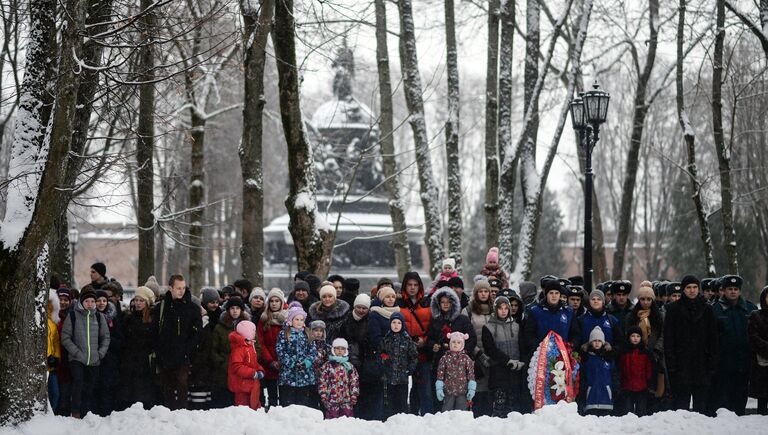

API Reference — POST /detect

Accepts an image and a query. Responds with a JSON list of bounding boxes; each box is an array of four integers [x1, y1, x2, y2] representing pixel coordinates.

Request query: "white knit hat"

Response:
[[353, 293, 371, 308], [442, 258, 456, 269], [319, 284, 337, 299]]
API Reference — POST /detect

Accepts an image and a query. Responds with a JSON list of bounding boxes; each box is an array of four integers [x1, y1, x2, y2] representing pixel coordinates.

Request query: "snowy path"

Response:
[[2, 402, 767, 435]]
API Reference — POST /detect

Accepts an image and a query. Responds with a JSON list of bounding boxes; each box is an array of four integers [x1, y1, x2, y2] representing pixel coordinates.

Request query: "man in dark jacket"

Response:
[[522, 276, 580, 361], [663, 274, 718, 415], [712, 275, 757, 415], [607, 280, 634, 327], [151, 274, 202, 410]]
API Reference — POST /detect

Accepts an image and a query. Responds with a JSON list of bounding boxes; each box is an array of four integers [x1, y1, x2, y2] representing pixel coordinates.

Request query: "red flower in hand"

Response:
[[381, 353, 390, 360], [441, 325, 452, 336]]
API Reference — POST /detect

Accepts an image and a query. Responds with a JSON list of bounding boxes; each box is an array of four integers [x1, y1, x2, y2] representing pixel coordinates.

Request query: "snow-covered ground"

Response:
[[2, 402, 767, 435]]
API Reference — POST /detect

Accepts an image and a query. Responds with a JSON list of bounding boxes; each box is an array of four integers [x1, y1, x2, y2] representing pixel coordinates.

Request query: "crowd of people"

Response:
[[44, 247, 768, 420]]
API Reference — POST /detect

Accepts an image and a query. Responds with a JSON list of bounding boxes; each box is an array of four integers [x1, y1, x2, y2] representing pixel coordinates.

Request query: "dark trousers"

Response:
[[388, 383, 409, 416], [70, 361, 98, 416], [622, 390, 648, 416], [491, 388, 518, 417], [281, 385, 314, 407], [262, 379, 279, 408], [210, 386, 233, 409], [472, 391, 491, 417], [357, 380, 384, 421], [757, 398, 768, 415], [55, 381, 72, 416], [47, 372, 60, 411], [671, 382, 710, 415], [159, 365, 189, 410], [715, 376, 748, 415]]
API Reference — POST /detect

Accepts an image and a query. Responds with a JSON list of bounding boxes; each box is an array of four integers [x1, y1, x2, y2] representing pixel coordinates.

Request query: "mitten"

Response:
[[46, 356, 59, 369], [253, 371, 264, 380], [435, 380, 445, 402], [303, 358, 313, 370], [467, 380, 477, 401]]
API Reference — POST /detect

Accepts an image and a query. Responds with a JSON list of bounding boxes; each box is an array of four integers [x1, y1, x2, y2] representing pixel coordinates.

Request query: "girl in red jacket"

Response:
[[228, 320, 265, 410], [619, 325, 653, 416], [257, 288, 287, 408]]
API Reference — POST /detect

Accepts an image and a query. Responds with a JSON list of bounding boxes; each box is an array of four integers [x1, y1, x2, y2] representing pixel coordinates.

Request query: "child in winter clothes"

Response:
[[276, 302, 317, 407], [318, 338, 360, 418], [436, 332, 476, 411], [47, 289, 62, 411], [482, 295, 524, 417], [619, 326, 653, 416], [581, 326, 616, 416], [431, 258, 460, 294], [228, 320, 265, 410], [380, 312, 418, 416], [309, 320, 329, 409], [479, 247, 509, 288]]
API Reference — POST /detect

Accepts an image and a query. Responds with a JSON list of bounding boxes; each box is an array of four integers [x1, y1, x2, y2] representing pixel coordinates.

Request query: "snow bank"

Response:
[[2, 402, 766, 435]]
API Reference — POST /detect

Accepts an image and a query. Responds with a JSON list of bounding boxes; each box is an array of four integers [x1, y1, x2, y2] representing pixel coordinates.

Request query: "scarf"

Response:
[[329, 355, 353, 371], [352, 310, 366, 321], [370, 305, 400, 319], [637, 309, 651, 344]]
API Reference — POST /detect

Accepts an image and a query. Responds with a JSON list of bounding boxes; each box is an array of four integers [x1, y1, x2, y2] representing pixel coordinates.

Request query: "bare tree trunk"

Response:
[[444, 0, 462, 270], [239, 0, 273, 287], [187, 103, 205, 294], [137, 0, 156, 283], [611, 0, 659, 279], [397, 0, 444, 276], [523, 0, 540, 168], [0, 0, 86, 422], [375, 0, 411, 278], [713, 0, 739, 274], [273, 0, 333, 276], [724, 0, 768, 60], [484, 0, 500, 249], [677, 0, 716, 276], [497, 0, 517, 271]]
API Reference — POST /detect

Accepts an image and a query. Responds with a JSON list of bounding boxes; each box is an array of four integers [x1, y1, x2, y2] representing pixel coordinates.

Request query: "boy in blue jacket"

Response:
[[581, 326, 616, 416]]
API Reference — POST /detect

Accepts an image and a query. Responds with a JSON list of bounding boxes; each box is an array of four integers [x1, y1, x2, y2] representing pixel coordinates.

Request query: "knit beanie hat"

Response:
[[236, 320, 257, 341], [225, 297, 245, 312], [135, 286, 156, 305], [486, 247, 500, 264], [144, 275, 161, 298], [267, 288, 286, 306], [494, 296, 511, 311], [249, 287, 266, 303], [473, 280, 491, 292], [319, 284, 337, 299], [377, 286, 396, 302], [57, 287, 72, 300], [286, 301, 307, 326], [589, 289, 605, 304], [95, 290, 109, 301], [201, 287, 220, 306], [293, 281, 310, 292], [442, 258, 456, 269], [589, 326, 605, 343], [390, 311, 406, 328], [91, 262, 107, 279], [353, 293, 371, 308], [637, 283, 655, 300], [680, 275, 700, 289], [80, 289, 97, 303], [447, 331, 469, 351], [310, 320, 326, 331], [626, 325, 643, 340]]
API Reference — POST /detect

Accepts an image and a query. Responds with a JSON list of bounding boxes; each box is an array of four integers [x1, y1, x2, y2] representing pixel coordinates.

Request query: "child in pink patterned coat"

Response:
[[318, 338, 360, 419], [435, 332, 476, 411]]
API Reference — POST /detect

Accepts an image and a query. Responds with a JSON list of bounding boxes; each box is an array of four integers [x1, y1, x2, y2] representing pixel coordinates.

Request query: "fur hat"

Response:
[[447, 331, 469, 351], [668, 282, 682, 296], [589, 326, 605, 343], [135, 286, 156, 305], [286, 301, 307, 326], [377, 286, 396, 302], [319, 284, 337, 299], [487, 278, 503, 289], [442, 258, 456, 269], [310, 320, 326, 331], [486, 247, 500, 264], [680, 275, 700, 289], [48, 289, 61, 320], [201, 287, 220, 306], [236, 320, 257, 341], [540, 275, 562, 293], [144, 275, 161, 298], [720, 275, 743, 290], [249, 287, 266, 303], [353, 293, 371, 308], [90, 262, 107, 279], [267, 288, 286, 306], [610, 280, 632, 295]]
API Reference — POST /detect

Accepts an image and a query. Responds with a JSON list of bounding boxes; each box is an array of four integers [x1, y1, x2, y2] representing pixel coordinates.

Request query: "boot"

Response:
[[71, 411, 81, 419]]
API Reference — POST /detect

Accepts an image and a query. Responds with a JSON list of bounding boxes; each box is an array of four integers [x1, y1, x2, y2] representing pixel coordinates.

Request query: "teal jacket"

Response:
[[713, 296, 757, 374]]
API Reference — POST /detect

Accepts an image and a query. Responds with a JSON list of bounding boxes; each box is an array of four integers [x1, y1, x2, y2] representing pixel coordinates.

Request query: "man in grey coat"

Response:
[[61, 288, 110, 418]]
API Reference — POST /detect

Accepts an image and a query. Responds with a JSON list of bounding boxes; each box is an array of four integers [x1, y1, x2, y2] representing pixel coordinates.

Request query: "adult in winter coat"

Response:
[[288, 280, 318, 313], [61, 290, 110, 418], [188, 297, 216, 410], [426, 286, 477, 404], [398, 271, 433, 415], [624, 282, 665, 401], [339, 294, 376, 419], [93, 290, 124, 416], [257, 288, 287, 408], [47, 289, 62, 411], [462, 279, 494, 416], [748, 286, 768, 415], [151, 275, 202, 410], [482, 295, 525, 416], [522, 276, 580, 361], [663, 275, 718, 415], [120, 286, 157, 410], [339, 278, 360, 308], [711, 275, 757, 415], [210, 297, 253, 408], [366, 286, 401, 420], [276, 302, 317, 407], [248, 288, 267, 324], [576, 290, 622, 351], [228, 321, 265, 410], [308, 284, 351, 344]]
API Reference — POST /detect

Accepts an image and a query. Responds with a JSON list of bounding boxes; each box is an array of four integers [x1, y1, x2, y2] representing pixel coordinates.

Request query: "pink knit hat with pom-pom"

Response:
[[486, 247, 500, 264]]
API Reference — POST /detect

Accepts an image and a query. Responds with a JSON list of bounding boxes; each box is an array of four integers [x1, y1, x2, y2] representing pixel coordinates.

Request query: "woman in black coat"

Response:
[[748, 286, 768, 415], [119, 292, 157, 410]]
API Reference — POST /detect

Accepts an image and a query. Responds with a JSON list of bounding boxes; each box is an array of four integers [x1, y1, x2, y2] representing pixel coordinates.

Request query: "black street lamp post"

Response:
[[570, 82, 609, 293], [68, 224, 79, 288]]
